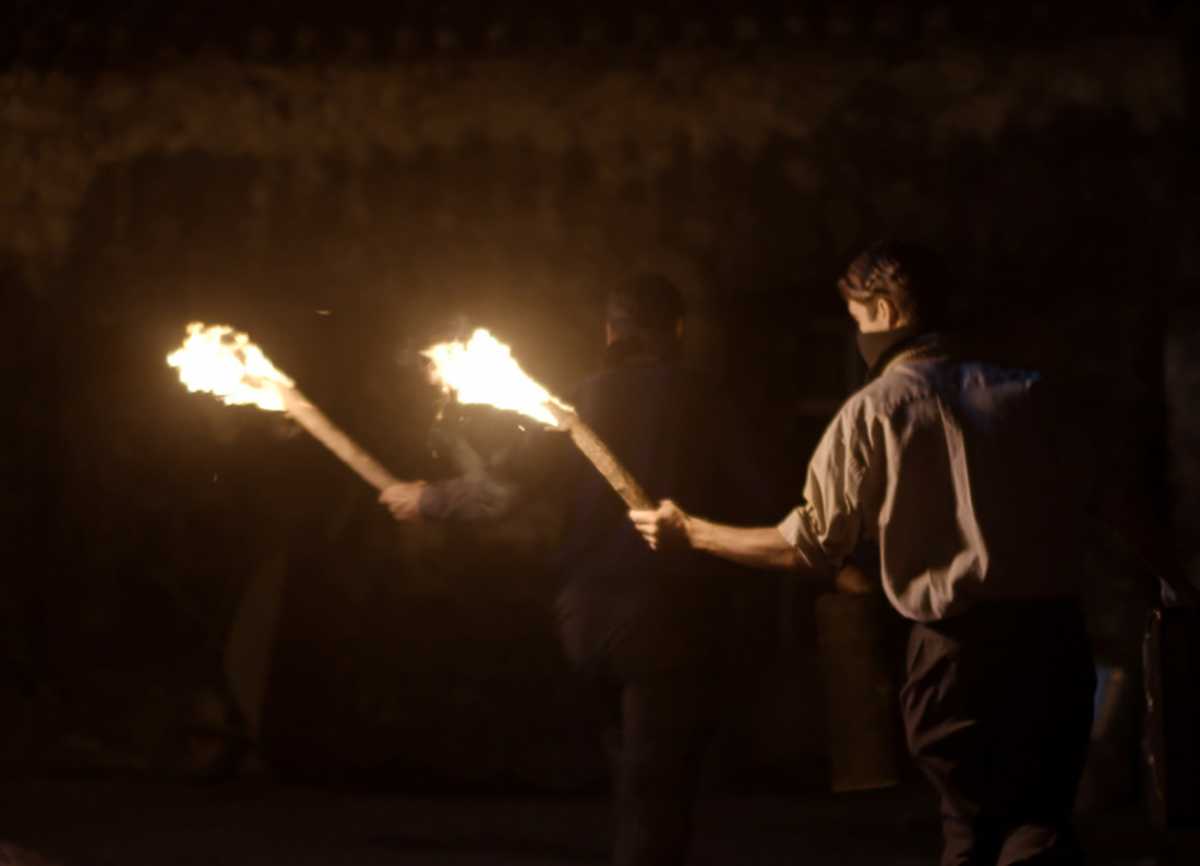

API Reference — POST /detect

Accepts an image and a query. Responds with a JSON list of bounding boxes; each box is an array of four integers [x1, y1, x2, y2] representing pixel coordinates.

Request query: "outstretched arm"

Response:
[[629, 499, 801, 571], [379, 474, 519, 523], [379, 420, 577, 525], [630, 499, 874, 592]]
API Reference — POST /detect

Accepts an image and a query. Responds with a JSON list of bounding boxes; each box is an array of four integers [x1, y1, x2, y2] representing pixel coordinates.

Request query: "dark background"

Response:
[[1, 0, 1197, 816]]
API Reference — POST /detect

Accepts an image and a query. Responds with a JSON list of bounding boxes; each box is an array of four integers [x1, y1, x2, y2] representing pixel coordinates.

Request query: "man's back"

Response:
[[558, 358, 769, 584], [856, 356, 1085, 620], [555, 357, 776, 677]]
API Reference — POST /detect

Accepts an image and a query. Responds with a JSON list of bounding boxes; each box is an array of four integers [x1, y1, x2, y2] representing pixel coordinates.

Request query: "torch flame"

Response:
[[166, 322, 294, 412], [422, 328, 572, 427]]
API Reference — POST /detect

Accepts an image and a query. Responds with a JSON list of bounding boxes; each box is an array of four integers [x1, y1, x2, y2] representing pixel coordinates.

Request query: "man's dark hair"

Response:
[[606, 272, 685, 356], [837, 241, 952, 329]]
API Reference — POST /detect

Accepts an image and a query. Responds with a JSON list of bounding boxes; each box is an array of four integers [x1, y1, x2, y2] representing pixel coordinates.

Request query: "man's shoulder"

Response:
[[844, 362, 939, 418], [876, 356, 1039, 397], [571, 362, 716, 402], [842, 358, 1035, 423]]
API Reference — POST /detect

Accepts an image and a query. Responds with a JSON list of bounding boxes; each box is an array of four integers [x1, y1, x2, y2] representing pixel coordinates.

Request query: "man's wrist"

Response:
[[410, 480, 431, 520]]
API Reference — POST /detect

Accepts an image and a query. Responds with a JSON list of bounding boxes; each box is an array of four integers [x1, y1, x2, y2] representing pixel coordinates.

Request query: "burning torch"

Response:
[[167, 323, 654, 509], [421, 328, 654, 509], [167, 323, 399, 491]]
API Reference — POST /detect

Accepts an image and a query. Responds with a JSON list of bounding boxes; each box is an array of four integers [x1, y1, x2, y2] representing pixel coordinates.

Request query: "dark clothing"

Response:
[[556, 357, 772, 584], [612, 672, 719, 866], [556, 359, 776, 866], [555, 358, 776, 678], [901, 599, 1095, 866], [422, 357, 777, 674], [420, 354, 778, 866]]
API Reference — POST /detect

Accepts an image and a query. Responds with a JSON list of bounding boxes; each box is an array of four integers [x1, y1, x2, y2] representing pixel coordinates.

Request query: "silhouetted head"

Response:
[[837, 241, 951, 333], [605, 272, 685, 359]]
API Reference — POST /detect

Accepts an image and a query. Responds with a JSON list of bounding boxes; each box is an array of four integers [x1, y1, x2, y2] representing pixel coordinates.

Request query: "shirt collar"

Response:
[[865, 329, 947, 379]]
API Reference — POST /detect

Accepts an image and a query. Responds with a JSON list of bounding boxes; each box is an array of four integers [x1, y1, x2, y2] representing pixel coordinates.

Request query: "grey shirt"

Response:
[[778, 351, 1084, 622]]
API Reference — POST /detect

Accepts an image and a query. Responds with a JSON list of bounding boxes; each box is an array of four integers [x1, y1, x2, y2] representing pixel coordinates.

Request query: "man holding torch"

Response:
[[631, 242, 1097, 866], [380, 273, 781, 866]]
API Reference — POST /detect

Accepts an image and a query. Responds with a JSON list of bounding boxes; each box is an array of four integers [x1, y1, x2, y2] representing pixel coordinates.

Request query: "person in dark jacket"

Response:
[[632, 243, 1097, 866], [380, 273, 778, 866]]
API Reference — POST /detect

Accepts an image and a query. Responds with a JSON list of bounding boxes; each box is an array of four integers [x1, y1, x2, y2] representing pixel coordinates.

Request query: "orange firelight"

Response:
[[422, 328, 572, 427], [421, 327, 652, 509], [166, 322, 398, 491]]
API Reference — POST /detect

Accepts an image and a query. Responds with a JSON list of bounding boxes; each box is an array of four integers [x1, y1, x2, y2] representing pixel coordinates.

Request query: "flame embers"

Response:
[[422, 328, 572, 427], [166, 322, 294, 412]]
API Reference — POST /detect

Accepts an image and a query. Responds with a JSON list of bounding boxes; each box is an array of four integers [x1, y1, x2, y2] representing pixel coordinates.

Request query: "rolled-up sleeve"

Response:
[[776, 404, 874, 575]]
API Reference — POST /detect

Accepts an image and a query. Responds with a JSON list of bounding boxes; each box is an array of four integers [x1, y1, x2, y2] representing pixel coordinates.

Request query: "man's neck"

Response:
[[857, 324, 922, 373]]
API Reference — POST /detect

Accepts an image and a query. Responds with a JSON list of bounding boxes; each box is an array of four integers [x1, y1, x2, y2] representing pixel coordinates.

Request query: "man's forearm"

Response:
[[684, 516, 801, 571]]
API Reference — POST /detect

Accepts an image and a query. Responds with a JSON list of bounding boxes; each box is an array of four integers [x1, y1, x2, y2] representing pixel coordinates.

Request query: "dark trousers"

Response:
[[610, 672, 717, 866], [901, 600, 1095, 866], [557, 574, 732, 866]]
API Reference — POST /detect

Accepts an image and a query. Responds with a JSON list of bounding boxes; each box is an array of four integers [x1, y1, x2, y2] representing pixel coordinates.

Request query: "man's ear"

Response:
[[874, 296, 902, 330]]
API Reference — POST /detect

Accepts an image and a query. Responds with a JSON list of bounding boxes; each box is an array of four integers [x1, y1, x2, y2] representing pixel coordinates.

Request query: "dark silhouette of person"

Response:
[[381, 273, 779, 866]]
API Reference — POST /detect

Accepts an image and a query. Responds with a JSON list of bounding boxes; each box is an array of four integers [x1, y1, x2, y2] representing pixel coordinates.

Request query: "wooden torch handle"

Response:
[[546, 404, 654, 510], [279, 387, 400, 492]]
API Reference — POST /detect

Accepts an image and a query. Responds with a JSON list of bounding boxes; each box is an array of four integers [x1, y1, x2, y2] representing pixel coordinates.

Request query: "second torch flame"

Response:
[[422, 328, 653, 509], [421, 329, 573, 428]]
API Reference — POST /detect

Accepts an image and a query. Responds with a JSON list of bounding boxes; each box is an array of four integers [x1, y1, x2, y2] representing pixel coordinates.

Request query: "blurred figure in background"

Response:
[[381, 273, 780, 866]]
